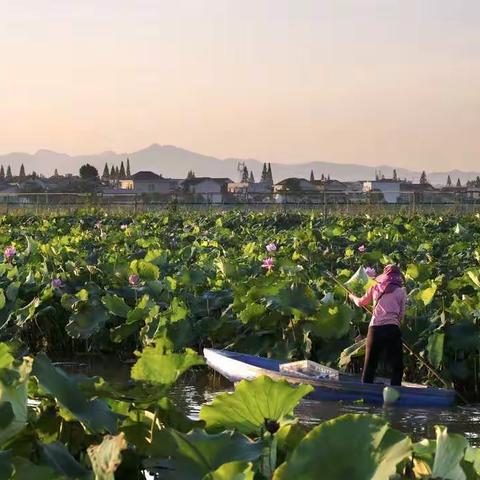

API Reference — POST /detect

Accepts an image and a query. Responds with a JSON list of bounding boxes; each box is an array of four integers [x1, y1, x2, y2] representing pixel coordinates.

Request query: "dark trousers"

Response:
[[363, 324, 403, 386]]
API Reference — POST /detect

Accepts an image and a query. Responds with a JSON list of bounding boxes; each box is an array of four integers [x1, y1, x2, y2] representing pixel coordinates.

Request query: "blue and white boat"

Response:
[[203, 348, 456, 407]]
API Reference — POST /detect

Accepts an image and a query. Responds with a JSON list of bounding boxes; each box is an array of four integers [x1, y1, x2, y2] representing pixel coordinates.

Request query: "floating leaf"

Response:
[[273, 414, 411, 480], [200, 376, 313, 435]]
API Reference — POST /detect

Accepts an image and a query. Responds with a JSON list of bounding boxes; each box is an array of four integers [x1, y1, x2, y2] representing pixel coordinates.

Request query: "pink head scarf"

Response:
[[375, 264, 404, 295]]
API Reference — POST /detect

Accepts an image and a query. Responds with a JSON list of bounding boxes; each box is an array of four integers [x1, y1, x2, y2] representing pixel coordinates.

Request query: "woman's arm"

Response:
[[349, 287, 374, 308]]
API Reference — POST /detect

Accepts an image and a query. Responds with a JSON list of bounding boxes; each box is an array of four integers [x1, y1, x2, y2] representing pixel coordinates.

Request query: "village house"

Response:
[[181, 177, 232, 203], [119, 171, 180, 194]]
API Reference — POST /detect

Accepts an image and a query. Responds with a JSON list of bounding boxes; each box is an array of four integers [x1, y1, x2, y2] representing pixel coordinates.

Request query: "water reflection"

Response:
[[62, 357, 480, 446]]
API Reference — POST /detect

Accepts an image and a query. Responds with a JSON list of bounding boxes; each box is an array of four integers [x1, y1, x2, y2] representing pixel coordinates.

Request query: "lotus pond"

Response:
[[1, 210, 480, 478]]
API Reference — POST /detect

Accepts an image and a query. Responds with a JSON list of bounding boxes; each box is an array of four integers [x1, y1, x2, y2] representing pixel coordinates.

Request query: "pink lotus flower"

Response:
[[358, 245, 366, 253], [129, 274, 140, 286], [266, 243, 277, 252], [51, 278, 64, 289], [4, 246, 16, 261], [365, 267, 376, 278], [262, 257, 274, 272]]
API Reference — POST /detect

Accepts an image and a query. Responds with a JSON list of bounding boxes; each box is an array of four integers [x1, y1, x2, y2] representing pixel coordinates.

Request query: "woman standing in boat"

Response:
[[349, 264, 406, 386]]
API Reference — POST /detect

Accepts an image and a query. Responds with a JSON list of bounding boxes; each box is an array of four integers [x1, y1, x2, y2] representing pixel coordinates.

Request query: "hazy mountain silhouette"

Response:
[[0, 143, 477, 186]]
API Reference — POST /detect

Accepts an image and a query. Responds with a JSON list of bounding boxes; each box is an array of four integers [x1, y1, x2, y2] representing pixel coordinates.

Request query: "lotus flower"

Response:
[[4, 246, 16, 261], [129, 274, 140, 286], [262, 257, 274, 271], [358, 245, 366, 253], [120, 224, 128, 230], [365, 267, 376, 278], [266, 243, 277, 252], [51, 278, 64, 289]]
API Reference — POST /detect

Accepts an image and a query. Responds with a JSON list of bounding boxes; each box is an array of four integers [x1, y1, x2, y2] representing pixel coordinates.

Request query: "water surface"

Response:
[[61, 355, 480, 445]]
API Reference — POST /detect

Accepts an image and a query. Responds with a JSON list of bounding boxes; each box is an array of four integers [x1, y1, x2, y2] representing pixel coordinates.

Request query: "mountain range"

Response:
[[0, 144, 477, 186]]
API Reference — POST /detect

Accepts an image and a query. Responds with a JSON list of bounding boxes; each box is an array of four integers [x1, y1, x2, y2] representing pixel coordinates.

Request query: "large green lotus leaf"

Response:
[[0, 357, 31, 446], [307, 304, 353, 340], [0, 450, 13, 479], [203, 461, 255, 480], [11, 457, 65, 480], [131, 344, 204, 385], [65, 302, 109, 339], [39, 441, 91, 479], [87, 432, 127, 480], [32, 354, 118, 434], [131, 260, 160, 281], [406, 263, 432, 283], [418, 282, 437, 306], [199, 376, 313, 435], [338, 339, 366, 369], [156, 429, 262, 480], [432, 426, 468, 480], [272, 414, 411, 480], [102, 294, 131, 318], [239, 303, 266, 324], [464, 447, 480, 475], [426, 332, 445, 368]]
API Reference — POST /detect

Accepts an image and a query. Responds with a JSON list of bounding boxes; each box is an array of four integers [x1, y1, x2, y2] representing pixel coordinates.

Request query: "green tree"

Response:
[[393, 169, 398, 181], [187, 170, 195, 180], [241, 166, 249, 183], [456, 178, 462, 188], [0, 166, 5, 180], [419, 171, 428, 184], [126, 158, 131, 177], [6, 166, 12, 180], [446, 175, 452, 187], [102, 163, 109, 179], [310, 170, 315, 182], [19, 164, 26, 180], [119, 161, 126, 179], [79, 164, 99, 180], [110, 165, 116, 178]]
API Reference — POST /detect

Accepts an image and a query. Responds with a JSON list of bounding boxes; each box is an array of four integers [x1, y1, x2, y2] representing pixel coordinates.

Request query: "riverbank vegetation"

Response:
[[0, 211, 480, 398], [2, 210, 480, 477]]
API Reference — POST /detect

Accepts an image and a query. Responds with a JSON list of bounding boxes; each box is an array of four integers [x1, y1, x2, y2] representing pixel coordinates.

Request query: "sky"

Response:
[[1, 0, 480, 170]]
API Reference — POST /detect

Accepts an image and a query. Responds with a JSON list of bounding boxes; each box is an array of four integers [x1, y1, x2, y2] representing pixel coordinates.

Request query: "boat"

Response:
[[203, 348, 456, 407]]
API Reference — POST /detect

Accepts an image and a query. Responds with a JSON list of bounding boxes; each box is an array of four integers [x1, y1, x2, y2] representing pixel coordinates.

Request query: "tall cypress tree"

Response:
[[19, 164, 26, 180], [310, 170, 315, 182], [110, 165, 116, 178], [267, 163, 272, 182], [102, 163, 109, 178], [119, 161, 126, 179], [0, 166, 5, 180], [393, 169, 398, 181], [126, 158, 131, 177], [419, 171, 428, 184], [6, 166, 12, 180], [260, 163, 267, 182], [456, 178, 462, 188], [446, 175, 452, 187], [249, 170, 255, 183], [241, 166, 249, 183]]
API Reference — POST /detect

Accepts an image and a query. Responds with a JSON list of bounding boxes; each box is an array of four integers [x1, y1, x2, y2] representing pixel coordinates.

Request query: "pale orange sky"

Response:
[[1, 1, 480, 170]]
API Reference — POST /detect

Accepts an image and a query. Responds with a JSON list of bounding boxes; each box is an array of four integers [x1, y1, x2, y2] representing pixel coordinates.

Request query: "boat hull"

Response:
[[203, 348, 456, 407]]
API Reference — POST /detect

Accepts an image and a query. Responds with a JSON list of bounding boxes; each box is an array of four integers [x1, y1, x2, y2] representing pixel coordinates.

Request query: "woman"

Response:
[[349, 264, 406, 386]]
